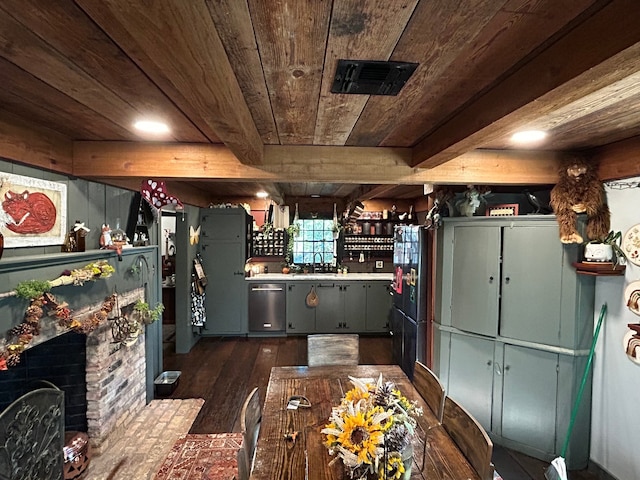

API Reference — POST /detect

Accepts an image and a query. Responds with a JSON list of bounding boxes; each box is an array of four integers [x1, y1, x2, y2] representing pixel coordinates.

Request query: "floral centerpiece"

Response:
[[322, 374, 422, 480]]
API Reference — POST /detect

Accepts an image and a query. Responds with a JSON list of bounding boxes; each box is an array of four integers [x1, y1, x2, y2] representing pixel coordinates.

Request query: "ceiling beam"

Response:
[[412, 1, 640, 169], [0, 111, 73, 174], [592, 135, 640, 181], [73, 142, 563, 185], [75, 0, 264, 165]]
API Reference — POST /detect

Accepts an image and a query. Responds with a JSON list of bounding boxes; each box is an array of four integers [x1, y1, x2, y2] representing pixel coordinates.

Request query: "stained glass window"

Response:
[[292, 219, 335, 265]]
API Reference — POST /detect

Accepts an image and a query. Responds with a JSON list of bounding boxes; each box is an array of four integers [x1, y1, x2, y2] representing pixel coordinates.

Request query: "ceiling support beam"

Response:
[[76, 0, 264, 166], [73, 142, 563, 185], [412, 1, 640, 169], [592, 135, 640, 181]]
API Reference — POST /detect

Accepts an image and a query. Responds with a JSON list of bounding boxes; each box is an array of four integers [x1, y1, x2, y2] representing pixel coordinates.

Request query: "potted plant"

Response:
[[584, 230, 627, 266], [133, 300, 165, 325]]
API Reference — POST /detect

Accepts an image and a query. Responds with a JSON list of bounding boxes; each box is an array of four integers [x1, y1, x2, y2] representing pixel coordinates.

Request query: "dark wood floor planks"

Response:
[[162, 333, 599, 480]]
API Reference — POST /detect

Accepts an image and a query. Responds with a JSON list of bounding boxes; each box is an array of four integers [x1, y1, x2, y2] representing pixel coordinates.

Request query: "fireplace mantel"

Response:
[[0, 246, 162, 404]]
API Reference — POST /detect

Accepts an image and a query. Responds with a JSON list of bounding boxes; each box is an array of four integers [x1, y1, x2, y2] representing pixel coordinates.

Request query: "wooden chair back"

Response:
[[236, 445, 249, 480], [240, 387, 262, 473], [307, 334, 359, 366], [442, 396, 494, 480], [413, 361, 445, 422]]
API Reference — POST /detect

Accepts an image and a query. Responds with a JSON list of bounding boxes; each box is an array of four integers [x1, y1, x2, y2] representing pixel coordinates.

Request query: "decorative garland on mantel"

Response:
[[0, 260, 117, 370]]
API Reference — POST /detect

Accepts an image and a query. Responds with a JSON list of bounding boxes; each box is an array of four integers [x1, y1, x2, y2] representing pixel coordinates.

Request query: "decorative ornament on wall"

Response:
[[140, 179, 183, 217], [625, 280, 640, 316], [0, 173, 67, 247], [622, 223, 640, 266], [190, 225, 201, 245]]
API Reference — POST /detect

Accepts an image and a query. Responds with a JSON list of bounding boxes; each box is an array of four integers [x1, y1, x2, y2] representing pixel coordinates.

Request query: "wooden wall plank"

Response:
[[593, 136, 640, 181], [0, 112, 73, 173], [249, 0, 332, 144], [76, 0, 262, 164], [313, 0, 419, 145]]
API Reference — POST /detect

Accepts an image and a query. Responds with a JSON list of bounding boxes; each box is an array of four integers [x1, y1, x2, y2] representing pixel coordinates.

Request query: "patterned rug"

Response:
[[154, 433, 243, 480]]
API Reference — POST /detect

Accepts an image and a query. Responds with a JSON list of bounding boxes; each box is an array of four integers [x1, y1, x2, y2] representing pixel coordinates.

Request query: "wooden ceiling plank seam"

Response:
[[0, 57, 139, 141], [249, 0, 332, 145], [205, 0, 279, 145], [411, 0, 640, 168], [380, 0, 598, 148], [313, 0, 419, 146], [0, 4, 165, 141], [75, 0, 264, 165], [346, 0, 507, 147]]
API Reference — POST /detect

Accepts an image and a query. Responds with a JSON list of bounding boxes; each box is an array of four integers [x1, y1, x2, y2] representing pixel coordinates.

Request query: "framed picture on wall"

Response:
[[0, 173, 67, 247]]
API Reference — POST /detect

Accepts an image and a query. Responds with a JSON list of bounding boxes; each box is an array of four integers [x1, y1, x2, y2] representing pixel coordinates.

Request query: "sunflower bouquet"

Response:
[[322, 374, 422, 480]]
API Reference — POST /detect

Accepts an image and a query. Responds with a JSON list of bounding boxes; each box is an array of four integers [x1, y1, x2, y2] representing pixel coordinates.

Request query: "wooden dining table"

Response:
[[249, 365, 481, 480]]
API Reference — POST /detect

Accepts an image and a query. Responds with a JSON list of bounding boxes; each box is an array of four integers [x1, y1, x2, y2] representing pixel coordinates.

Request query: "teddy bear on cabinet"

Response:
[[550, 156, 610, 244]]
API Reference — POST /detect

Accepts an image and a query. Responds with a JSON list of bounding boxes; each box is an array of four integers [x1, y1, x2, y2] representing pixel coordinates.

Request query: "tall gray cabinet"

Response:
[[199, 208, 251, 334], [434, 216, 595, 469]]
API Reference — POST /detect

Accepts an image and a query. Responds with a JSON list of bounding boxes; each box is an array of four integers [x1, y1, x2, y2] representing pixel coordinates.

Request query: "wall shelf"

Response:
[[572, 262, 626, 276]]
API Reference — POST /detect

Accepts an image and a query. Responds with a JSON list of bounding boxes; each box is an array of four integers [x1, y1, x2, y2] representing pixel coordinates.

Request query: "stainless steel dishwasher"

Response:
[[248, 283, 286, 332]]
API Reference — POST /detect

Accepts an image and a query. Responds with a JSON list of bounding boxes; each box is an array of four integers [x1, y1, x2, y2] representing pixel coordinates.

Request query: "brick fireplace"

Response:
[[0, 287, 147, 455]]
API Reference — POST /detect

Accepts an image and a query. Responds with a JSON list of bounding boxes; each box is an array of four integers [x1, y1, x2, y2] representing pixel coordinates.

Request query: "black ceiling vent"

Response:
[[331, 59, 418, 96]]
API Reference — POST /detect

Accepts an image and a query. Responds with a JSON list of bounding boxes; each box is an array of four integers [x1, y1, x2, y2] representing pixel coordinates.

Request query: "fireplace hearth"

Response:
[[0, 288, 147, 455]]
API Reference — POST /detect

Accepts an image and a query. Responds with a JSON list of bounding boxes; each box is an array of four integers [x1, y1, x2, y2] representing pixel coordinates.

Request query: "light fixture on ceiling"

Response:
[[256, 191, 269, 199], [511, 130, 547, 144], [133, 120, 170, 134], [310, 194, 321, 198]]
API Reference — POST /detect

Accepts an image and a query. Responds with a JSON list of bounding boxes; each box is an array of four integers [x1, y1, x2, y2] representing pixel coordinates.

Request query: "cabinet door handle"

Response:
[[505, 276, 511, 284], [489, 276, 494, 282], [486, 360, 492, 366], [504, 365, 510, 373], [494, 362, 502, 376]]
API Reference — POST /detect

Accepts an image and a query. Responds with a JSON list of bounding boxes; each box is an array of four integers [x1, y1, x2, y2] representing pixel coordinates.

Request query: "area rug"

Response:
[[154, 433, 243, 480]]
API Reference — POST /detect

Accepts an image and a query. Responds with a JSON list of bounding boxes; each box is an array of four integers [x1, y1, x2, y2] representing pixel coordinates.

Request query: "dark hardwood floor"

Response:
[[162, 332, 599, 480]]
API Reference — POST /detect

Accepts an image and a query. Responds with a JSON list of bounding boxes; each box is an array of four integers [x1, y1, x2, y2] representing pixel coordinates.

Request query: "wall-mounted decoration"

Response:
[[486, 203, 519, 216], [189, 225, 201, 245], [625, 280, 640, 316], [622, 223, 640, 266], [140, 179, 183, 218], [623, 325, 640, 365], [0, 173, 67, 247]]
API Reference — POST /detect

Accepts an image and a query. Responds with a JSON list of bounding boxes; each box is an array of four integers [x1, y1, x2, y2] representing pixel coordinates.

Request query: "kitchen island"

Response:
[[246, 273, 393, 335]]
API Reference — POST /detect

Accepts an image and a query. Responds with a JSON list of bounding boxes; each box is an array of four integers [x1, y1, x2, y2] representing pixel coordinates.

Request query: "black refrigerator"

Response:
[[390, 224, 428, 379]]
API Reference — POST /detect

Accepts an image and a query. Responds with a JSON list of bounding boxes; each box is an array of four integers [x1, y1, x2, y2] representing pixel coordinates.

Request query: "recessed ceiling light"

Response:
[[310, 194, 321, 198], [256, 191, 269, 198], [511, 130, 547, 144], [133, 120, 170, 134]]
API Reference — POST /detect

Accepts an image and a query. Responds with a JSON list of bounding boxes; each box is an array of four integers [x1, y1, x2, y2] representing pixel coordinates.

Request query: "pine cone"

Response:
[[9, 323, 31, 337], [26, 305, 44, 318], [18, 334, 33, 344], [6, 353, 21, 367]]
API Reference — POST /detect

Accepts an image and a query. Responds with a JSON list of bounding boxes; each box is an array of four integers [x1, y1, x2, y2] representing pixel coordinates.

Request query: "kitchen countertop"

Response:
[[246, 272, 393, 281]]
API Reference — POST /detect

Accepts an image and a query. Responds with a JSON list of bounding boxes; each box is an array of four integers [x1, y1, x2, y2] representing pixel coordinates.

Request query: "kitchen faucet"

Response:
[[312, 252, 323, 273]]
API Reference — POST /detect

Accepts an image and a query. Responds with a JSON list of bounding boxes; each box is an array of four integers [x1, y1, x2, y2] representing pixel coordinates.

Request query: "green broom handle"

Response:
[[561, 303, 607, 458]]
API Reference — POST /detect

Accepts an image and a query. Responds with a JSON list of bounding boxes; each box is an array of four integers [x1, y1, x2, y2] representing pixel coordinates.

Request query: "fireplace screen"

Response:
[[0, 382, 64, 479]]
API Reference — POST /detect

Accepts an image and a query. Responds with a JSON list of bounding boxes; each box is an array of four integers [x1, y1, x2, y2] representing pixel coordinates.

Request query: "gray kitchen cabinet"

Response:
[[286, 283, 316, 333], [283, 279, 388, 334], [342, 282, 367, 331], [439, 329, 586, 466], [365, 282, 392, 332], [435, 216, 595, 469], [315, 283, 344, 332], [315, 282, 366, 332], [199, 208, 251, 335]]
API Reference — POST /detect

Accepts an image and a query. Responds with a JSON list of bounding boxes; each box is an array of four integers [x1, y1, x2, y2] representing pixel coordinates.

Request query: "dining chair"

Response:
[[307, 334, 359, 366], [412, 361, 445, 422], [236, 445, 249, 480], [240, 387, 262, 473], [442, 395, 494, 480]]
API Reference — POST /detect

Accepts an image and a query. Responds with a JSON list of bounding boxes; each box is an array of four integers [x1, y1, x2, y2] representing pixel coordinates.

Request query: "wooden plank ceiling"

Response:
[[1, 0, 640, 206]]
